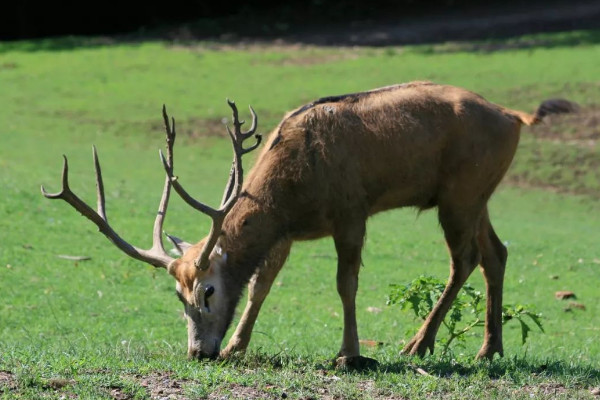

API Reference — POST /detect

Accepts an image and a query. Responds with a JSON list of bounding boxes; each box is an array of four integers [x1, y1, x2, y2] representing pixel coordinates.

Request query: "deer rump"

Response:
[[43, 81, 576, 365]]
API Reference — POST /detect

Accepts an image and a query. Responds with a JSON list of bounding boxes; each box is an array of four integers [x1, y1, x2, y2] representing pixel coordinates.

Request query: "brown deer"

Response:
[[42, 81, 576, 368]]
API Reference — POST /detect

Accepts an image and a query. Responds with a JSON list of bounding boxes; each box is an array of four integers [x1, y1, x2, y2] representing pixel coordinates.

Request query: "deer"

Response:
[[42, 81, 577, 368]]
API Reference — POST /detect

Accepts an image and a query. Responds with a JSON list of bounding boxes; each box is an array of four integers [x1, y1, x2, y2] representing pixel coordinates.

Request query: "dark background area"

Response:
[[1, 0, 599, 42]]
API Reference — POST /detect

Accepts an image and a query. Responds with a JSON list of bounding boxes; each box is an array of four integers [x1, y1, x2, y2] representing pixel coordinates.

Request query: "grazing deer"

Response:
[[43, 81, 576, 367]]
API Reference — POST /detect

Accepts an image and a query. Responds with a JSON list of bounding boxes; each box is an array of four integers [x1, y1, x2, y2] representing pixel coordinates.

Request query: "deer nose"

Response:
[[188, 346, 218, 360]]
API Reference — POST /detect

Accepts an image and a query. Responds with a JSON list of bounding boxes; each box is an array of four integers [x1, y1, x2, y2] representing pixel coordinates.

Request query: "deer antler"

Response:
[[160, 100, 262, 270], [41, 126, 181, 269]]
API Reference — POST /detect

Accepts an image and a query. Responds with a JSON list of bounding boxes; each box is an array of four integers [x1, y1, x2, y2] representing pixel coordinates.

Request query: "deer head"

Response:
[[42, 101, 261, 359]]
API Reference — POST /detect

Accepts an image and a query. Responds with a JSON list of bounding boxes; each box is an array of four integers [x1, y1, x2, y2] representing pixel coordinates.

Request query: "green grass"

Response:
[[1, 30, 599, 399]]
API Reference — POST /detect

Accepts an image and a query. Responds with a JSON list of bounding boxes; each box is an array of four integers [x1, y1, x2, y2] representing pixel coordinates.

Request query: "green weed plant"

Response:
[[388, 275, 544, 357]]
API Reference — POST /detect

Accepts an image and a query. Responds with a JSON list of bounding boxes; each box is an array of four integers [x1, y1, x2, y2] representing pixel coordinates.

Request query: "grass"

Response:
[[0, 30, 599, 398]]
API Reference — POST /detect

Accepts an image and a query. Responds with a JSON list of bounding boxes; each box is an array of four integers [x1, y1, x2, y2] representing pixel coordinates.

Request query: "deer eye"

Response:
[[205, 285, 215, 299], [204, 285, 215, 311]]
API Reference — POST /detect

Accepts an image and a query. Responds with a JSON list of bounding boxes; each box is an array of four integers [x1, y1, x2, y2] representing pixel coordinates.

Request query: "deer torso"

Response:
[[228, 82, 521, 244]]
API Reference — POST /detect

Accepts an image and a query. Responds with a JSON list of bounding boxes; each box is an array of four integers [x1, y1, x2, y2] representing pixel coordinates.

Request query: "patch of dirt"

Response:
[[149, 117, 229, 139], [206, 383, 284, 399], [149, 107, 279, 140], [132, 372, 189, 400], [44, 378, 76, 390], [251, 50, 360, 67], [506, 104, 600, 198], [171, 42, 362, 66], [0, 370, 17, 392], [529, 105, 600, 148], [122, 370, 409, 400], [414, 36, 594, 54], [0, 372, 79, 399], [0, 61, 18, 70], [107, 386, 132, 400], [518, 382, 568, 397]]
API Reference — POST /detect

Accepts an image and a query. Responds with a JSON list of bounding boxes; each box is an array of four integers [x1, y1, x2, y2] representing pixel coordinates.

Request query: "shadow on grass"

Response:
[[1, 3, 599, 54], [224, 350, 600, 382], [378, 357, 600, 381]]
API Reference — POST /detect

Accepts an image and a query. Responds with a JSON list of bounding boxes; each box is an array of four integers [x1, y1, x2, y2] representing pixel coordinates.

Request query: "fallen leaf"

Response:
[[408, 364, 434, 377], [591, 387, 600, 396], [555, 291, 576, 300], [359, 339, 384, 347], [565, 302, 586, 311], [549, 275, 559, 280], [57, 254, 91, 261], [366, 306, 382, 314]]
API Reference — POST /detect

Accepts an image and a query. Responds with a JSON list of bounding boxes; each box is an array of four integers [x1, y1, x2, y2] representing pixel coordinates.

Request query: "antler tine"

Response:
[[246, 106, 258, 137], [41, 155, 70, 199], [226, 100, 260, 139], [222, 100, 262, 204], [151, 174, 173, 255], [220, 162, 236, 208], [159, 151, 219, 218], [160, 104, 219, 217], [242, 133, 262, 155], [41, 148, 175, 269], [195, 100, 262, 269], [160, 101, 262, 271], [159, 107, 221, 271], [162, 104, 176, 169], [92, 145, 107, 221]]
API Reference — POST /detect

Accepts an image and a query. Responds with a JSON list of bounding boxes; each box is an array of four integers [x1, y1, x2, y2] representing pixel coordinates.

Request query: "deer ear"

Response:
[[164, 232, 193, 256]]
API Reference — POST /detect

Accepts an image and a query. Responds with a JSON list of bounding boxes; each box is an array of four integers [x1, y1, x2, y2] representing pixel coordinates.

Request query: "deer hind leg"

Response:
[[220, 240, 292, 358], [403, 205, 483, 357], [476, 208, 507, 360], [332, 219, 377, 369]]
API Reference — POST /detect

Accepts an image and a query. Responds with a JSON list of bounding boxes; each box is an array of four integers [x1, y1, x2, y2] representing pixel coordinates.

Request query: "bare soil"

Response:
[[529, 105, 600, 147], [135, 372, 190, 399], [507, 104, 600, 198], [0, 370, 17, 392]]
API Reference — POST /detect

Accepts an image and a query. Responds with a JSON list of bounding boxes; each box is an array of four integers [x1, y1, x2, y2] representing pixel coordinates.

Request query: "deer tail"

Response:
[[506, 98, 580, 126]]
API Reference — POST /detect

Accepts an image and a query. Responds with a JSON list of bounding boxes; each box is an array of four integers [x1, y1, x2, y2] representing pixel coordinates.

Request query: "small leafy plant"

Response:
[[387, 275, 544, 356]]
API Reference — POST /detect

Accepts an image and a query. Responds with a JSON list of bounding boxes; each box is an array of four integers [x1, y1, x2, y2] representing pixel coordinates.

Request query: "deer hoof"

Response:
[[334, 355, 379, 370], [401, 335, 434, 357], [219, 346, 243, 359], [476, 343, 503, 360]]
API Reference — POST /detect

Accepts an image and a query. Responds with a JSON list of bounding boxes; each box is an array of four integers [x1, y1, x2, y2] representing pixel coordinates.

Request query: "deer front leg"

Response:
[[333, 221, 377, 369], [220, 240, 291, 358]]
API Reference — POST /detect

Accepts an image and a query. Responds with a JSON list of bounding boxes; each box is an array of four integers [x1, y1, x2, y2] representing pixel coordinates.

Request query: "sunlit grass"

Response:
[[1, 29, 599, 398]]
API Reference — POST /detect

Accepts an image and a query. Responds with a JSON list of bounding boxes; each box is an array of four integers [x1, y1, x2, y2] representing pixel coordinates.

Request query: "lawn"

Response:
[[0, 30, 599, 399]]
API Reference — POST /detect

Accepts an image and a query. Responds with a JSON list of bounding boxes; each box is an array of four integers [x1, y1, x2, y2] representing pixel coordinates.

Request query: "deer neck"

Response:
[[220, 201, 282, 287]]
